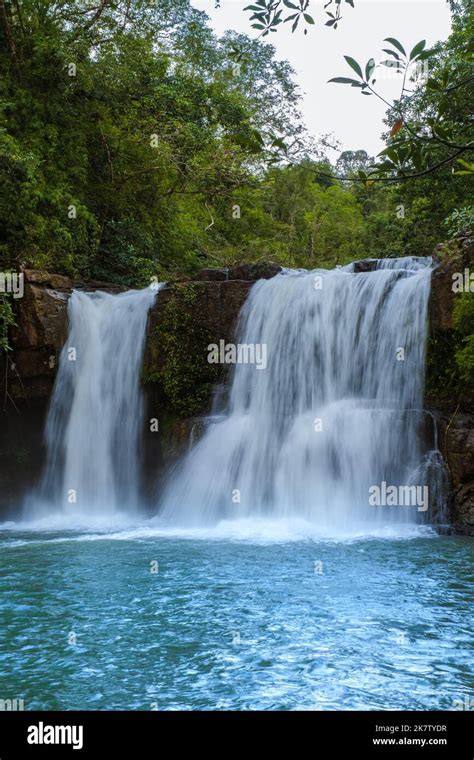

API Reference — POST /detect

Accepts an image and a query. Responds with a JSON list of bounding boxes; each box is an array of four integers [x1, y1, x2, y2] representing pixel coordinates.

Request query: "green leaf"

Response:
[[438, 99, 448, 116], [344, 55, 363, 79], [252, 128, 265, 143], [383, 37, 406, 57], [376, 160, 397, 173], [283, 0, 299, 7], [456, 159, 474, 171], [409, 40, 426, 60], [365, 58, 375, 80], [303, 13, 315, 24], [417, 49, 434, 60], [271, 137, 287, 151], [328, 77, 362, 85], [432, 124, 449, 140], [426, 78, 442, 90], [382, 48, 401, 60], [378, 146, 399, 162]]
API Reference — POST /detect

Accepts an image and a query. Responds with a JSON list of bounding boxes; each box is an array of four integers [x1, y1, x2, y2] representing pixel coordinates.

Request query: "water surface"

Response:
[[1, 524, 472, 710]]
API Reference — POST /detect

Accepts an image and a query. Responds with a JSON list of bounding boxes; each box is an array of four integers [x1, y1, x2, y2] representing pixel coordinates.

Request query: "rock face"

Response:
[[0, 270, 126, 512], [1, 256, 473, 533], [6, 270, 124, 398], [442, 414, 474, 534], [190, 262, 282, 282], [144, 279, 254, 417], [8, 271, 71, 398], [424, 241, 474, 535]]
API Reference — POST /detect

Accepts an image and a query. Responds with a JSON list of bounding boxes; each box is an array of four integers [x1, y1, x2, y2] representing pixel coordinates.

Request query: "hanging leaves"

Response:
[[243, 0, 356, 34]]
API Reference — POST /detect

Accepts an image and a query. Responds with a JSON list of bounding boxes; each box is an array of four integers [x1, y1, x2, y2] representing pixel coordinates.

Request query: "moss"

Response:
[[0, 294, 15, 353], [425, 328, 462, 400], [425, 290, 474, 399], [144, 284, 221, 418], [453, 291, 474, 385]]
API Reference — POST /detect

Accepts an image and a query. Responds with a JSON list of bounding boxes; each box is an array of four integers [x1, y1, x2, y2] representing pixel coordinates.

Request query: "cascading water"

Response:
[[26, 287, 158, 517], [159, 257, 442, 533]]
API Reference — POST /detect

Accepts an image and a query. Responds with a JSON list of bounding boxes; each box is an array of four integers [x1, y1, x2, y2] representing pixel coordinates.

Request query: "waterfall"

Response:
[[159, 257, 439, 532], [27, 287, 157, 516]]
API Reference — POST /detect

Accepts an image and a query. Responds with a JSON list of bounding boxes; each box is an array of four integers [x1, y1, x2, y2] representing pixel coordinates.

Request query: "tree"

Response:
[[0, 0, 308, 282], [336, 150, 372, 178], [326, 3, 473, 182]]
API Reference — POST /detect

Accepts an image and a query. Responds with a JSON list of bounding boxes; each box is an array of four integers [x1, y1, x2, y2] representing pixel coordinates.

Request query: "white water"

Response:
[[159, 257, 442, 532], [26, 287, 157, 517]]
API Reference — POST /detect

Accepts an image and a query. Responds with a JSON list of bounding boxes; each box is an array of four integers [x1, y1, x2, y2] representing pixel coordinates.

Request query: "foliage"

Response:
[[443, 207, 474, 241], [425, 329, 461, 400], [243, 0, 355, 35], [335, 150, 372, 178], [328, 2, 473, 182], [0, 0, 308, 283], [453, 291, 474, 385], [147, 285, 221, 416], [0, 294, 15, 353], [207, 160, 366, 267], [0, 0, 471, 288]]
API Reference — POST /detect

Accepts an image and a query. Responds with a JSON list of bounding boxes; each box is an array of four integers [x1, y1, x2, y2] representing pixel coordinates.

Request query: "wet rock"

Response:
[[193, 262, 282, 282], [6, 270, 126, 398], [352, 259, 379, 273], [143, 279, 254, 417]]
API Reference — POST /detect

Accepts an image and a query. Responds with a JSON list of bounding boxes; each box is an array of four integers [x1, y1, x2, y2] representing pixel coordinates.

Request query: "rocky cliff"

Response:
[[425, 241, 474, 535]]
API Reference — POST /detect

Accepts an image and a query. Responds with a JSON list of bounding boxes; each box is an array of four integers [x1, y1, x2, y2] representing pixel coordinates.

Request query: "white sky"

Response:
[[191, 0, 452, 157]]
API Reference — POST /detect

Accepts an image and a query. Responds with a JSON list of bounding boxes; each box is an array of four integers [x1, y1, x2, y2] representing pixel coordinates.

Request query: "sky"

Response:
[[191, 0, 452, 158]]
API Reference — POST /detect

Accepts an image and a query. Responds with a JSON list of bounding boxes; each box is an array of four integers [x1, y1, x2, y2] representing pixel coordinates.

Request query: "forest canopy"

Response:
[[0, 0, 472, 286]]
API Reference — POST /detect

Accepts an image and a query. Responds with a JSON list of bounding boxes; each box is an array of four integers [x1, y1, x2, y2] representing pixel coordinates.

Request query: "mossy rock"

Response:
[[143, 283, 223, 417], [425, 328, 462, 402]]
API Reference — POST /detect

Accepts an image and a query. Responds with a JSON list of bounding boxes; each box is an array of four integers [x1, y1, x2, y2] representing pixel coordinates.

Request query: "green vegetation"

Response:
[[144, 284, 222, 417], [0, 295, 15, 353], [0, 0, 471, 290], [453, 291, 474, 385], [243, 0, 354, 35], [444, 207, 474, 241], [425, 327, 462, 401]]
